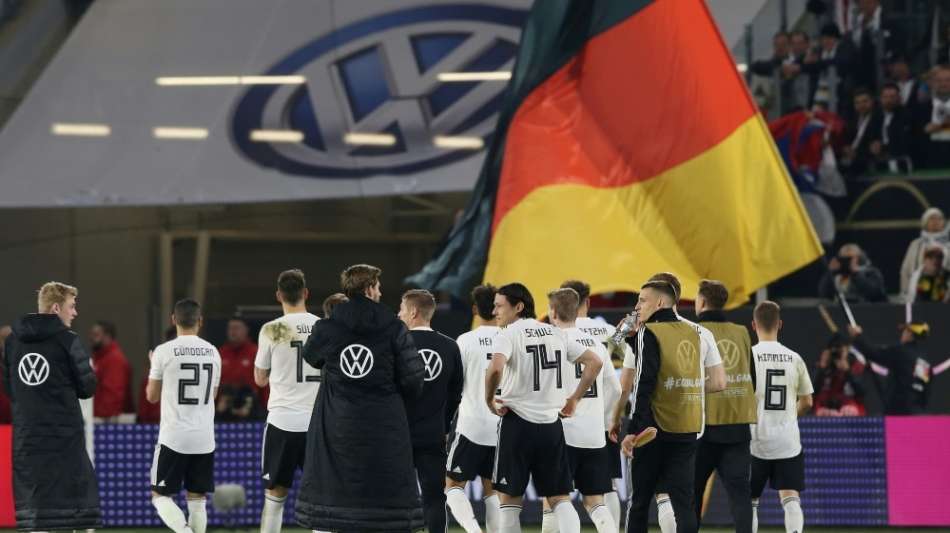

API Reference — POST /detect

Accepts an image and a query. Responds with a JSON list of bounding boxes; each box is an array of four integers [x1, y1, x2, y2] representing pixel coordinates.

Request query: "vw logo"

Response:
[[18, 353, 50, 386], [231, 4, 526, 178], [675, 340, 698, 375], [340, 344, 374, 379], [717, 339, 741, 371], [419, 349, 443, 382]]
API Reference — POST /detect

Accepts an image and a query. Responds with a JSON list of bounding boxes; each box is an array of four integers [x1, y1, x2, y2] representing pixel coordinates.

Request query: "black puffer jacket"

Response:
[[296, 295, 425, 532], [0, 314, 101, 531]]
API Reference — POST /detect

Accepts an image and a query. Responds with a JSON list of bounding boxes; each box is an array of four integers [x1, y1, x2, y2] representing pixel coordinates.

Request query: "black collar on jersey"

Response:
[[697, 310, 728, 323], [645, 308, 678, 324]]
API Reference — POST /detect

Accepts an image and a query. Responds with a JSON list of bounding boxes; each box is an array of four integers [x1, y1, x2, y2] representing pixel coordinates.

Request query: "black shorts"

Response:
[[261, 424, 307, 489], [605, 433, 622, 480], [492, 411, 572, 497], [567, 445, 612, 495], [150, 444, 214, 496], [750, 451, 805, 496], [446, 433, 496, 482]]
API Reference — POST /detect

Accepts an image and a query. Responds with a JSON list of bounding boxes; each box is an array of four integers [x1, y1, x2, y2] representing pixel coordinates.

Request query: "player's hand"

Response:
[[621, 434, 637, 457], [148, 349, 154, 362], [609, 421, 622, 443], [559, 397, 577, 418], [847, 324, 863, 338], [487, 398, 508, 417]]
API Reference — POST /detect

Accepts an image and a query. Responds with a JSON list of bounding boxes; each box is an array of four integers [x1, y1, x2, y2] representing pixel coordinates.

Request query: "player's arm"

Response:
[[393, 323, 425, 399], [445, 347, 464, 431], [796, 357, 815, 416], [485, 353, 507, 416], [562, 350, 603, 417], [627, 330, 660, 435], [253, 329, 272, 388], [65, 334, 97, 399], [699, 327, 726, 392], [797, 394, 813, 416], [611, 339, 638, 439], [705, 363, 726, 392], [145, 348, 164, 404]]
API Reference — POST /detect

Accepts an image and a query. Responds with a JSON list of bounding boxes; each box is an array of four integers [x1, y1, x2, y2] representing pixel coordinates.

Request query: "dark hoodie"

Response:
[[1, 313, 101, 530], [295, 295, 425, 532]]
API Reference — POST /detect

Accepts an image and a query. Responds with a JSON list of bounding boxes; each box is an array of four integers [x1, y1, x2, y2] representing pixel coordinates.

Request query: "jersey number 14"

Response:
[[527, 344, 562, 392]]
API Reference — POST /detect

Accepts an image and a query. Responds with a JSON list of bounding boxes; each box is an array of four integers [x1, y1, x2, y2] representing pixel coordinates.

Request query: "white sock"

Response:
[[782, 496, 804, 533], [498, 504, 522, 533], [186, 498, 207, 533], [588, 504, 617, 533], [605, 492, 621, 532], [540, 510, 558, 533], [552, 500, 580, 533], [152, 496, 193, 533], [484, 494, 501, 533], [752, 499, 759, 533], [656, 497, 676, 533], [446, 487, 481, 533], [261, 494, 287, 533]]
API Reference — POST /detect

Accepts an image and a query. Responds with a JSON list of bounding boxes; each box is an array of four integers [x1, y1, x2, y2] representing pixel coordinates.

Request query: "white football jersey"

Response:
[[149, 335, 222, 454], [493, 318, 586, 424], [575, 316, 630, 426], [561, 327, 621, 448], [255, 312, 320, 432], [455, 325, 502, 446], [750, 340, 814, 460]]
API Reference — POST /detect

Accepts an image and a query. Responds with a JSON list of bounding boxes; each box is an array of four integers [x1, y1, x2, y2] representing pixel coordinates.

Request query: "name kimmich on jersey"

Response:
[[149, 335, 222, 455], [255, 312, 321, 433], [455, 325, 502, 446], [751, 340, 814, 460], [493, 318, 587, 424]]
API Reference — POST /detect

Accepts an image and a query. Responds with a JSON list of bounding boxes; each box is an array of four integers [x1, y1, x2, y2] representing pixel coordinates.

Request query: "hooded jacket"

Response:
[[1, 314, 101, 531], [295, 295, 425, 532], [900, 208, 950, 294]]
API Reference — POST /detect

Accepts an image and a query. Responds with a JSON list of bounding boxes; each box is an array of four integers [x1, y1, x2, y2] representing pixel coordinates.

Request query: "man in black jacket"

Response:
[[295, 264, 426, 533], [848, 322, 931, 414], [0, 281, 101, 531], [399, 289, 463, 533]]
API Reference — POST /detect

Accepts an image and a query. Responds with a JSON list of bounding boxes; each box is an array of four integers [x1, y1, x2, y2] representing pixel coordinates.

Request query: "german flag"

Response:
[[408, 0, 822, 308]]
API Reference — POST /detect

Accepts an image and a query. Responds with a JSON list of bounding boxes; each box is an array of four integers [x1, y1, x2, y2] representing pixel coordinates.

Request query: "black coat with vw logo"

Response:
[[296, 295, 426, 532], [405, 328, 463, 447], [0, 314, 101, 531]]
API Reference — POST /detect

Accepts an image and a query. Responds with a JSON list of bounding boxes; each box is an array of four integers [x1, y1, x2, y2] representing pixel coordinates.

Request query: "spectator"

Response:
[[751, 32, 792, 78], [215, 383, 260, 422], [900, 207, 949, 294], [805, 23, 857, 115], [819, 243, 887, 302], [137, 326, 175, 423], [89, 320, 132, 420], [870, 82, 911, 170], [887, 55, 925, 113], [840, 88, 881, 175], [218, 316, 265, 409], [848, 0, 901, 91], [813, 334, 866, 416], [0, 324, 11, 424], [752, 31, 809, 114], [905, 246, 950, 303], [848, 322, 931, 415], [921, 65, 950, 169]]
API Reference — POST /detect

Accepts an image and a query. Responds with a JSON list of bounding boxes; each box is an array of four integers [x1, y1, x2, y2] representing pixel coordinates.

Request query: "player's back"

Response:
[[561, 327, 609, 448], [456, 325, 501, 445], [751, 340, 813, 460], [575, 317, 614, 345], [496, 318, 574, 424], [152, 335, 221, 454], [257, 312, 320, 432]]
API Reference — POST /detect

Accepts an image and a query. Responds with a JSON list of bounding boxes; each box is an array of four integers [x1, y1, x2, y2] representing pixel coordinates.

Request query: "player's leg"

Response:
[[260, 425, 303, 533], [692, 439, 719, 528], [150, 445, 193, 533], [445, 433, 486, 533], [662, 440, 698, 533], [775, 452, 805, 533], [481, 476, 501, 533], [576, 447, 617, 533], [534, 420, 579, 533], [748, 456, 770, 533], [182, 452, 214, 533], [493, 413, 528, 533], [539, 498, 556, 533], [655, 493, 676, 533], [625, 440, 662, 533], [415, 445, 448, 533], [717, 441, 753, 533], [604, 435, 623, 531]]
